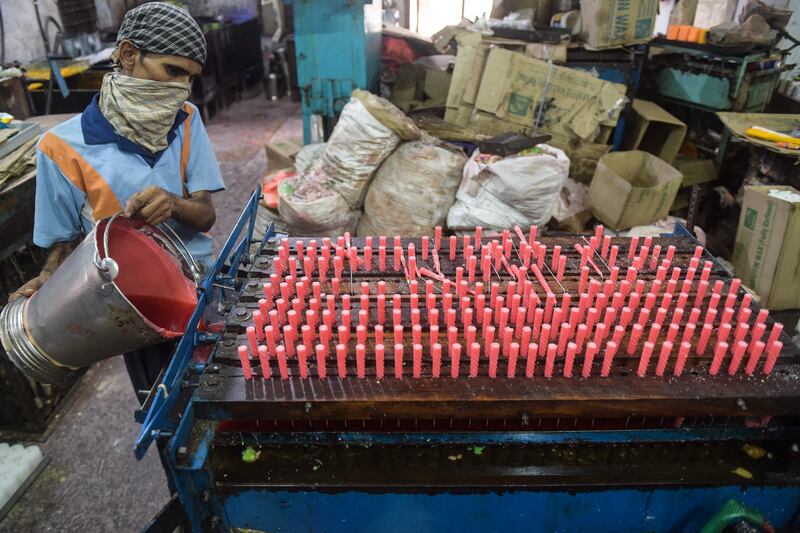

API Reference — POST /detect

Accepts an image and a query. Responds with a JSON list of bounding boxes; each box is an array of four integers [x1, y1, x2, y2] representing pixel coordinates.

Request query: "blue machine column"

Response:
[[285, 0, 382, 144]]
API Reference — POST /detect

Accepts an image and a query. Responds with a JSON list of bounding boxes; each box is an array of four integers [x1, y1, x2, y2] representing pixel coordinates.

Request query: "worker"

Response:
[[9, 2, 224, 397]]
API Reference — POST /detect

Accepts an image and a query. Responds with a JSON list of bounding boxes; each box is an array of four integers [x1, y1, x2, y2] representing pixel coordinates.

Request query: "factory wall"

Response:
[[2, 0, 63, 64], [1, 0, 129, 65]]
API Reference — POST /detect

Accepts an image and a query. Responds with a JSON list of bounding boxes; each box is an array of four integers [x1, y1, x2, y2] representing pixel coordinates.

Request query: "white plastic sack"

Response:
[[447, 145, 570, 230], [358, 141, 466, 236], [294, 143, 326, 174], [320, 91, 419, 209], [278, 168, 360, 237]]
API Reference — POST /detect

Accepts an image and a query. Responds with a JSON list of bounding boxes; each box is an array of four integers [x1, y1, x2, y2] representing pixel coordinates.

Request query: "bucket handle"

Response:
[[93, 213, 202, 284], [93, 213, 121, 282], [156, 222, 203, 283]]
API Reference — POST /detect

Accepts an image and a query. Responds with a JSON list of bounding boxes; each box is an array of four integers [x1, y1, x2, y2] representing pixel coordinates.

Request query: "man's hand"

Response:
[[9, 272, 51, 302], [9, 241, 77, 302], [124, 186, 176, 226]]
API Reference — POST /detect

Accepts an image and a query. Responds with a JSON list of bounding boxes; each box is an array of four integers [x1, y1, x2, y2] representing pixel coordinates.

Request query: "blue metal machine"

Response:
[[139, 191, 800, 532], [285, 0, 382, 144]]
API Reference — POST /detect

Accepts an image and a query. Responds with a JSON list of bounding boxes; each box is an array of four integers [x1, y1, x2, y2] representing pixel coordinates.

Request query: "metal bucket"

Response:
[[0, 215, 200, 384]]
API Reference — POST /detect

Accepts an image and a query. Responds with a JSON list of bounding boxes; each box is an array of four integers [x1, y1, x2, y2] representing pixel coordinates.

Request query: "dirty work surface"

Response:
[[0, 357, 168, 532]]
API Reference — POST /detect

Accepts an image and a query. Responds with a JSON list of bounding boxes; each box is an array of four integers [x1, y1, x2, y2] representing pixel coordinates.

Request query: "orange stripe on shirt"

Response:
[[38, 132, 122, 220], [180, 103, 194, 198]]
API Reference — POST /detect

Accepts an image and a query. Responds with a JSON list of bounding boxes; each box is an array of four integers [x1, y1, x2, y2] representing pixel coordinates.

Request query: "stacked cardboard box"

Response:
[[444, 34, 627, 183]]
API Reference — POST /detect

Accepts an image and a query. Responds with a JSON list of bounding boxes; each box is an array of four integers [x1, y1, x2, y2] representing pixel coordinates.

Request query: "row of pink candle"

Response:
[[271, 224, 691, 283], [237, 331, 784, 381]]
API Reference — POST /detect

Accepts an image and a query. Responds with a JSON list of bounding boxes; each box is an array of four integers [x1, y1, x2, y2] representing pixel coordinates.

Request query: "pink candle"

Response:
[[412, 324, 422, 345], [411, 308, 420, 327], [507, 342, 520, 378], [393, 246, 402, 271], [551, 245, 562, 271], [579, 266, 590, 294], [488, 342, 500, 378], [697, 323, 713, 354], [655, 341, 672, 377], [246, 326, 259, 356], [636, 341, 655, 377], [302, 324, 313, 349], [586, 307, 599, 332], [754, 308, 769, 328], [276, 345, 289, 380], [336, 343, 348, 378], [654, 307, 667, 328], [523, 342, 537, 377], [674, 341, 691, 377], [375, 343, 385, 379], [717, 323, 732, 346], [612, 324, 625, 346], [238, 345, 253, 379], [446, 308, 457, 329], [666, 323, 680, 345], [744, 340, 765, 376], [544, 343, 557, 378], [763, 340, 783, 374], [449, 236, 457, 261], [374, 324, 384, 346], [681, 323, 696, 346], [709, 342, 728, 376], [608, 245, 619, 268], [429, 307, 439, 327], [767, 323, 784, 347], [601, 341, 618, 377], [556, 255, 567, 280], [265, 325, 278, 356], [626, 266, 637, 284], [703, 307, 717, 328], [431, 342, 442, 378], [482, 307, 493, 336], [393, 308, 402, 327], [636, 308, 651, 329], [734, 322, 749, 345], [539, 324, 551, 355], [750, 322, 767, 348], [338, 324, 349, 346], [377, 294, 386, 324], [412, 343, 423, 378], [379, 245, 387, 272], [627, 323, 643, 355], [603, 307, 617, 328], [728, 341, 747, 375], [647, 323, 661, 344], [430, 324, 439, 347], [582, 341, 598, 378]]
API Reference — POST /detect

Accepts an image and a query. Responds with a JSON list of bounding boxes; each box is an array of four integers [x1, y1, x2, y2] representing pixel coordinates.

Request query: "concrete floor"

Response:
[[0, 90, 302, 532]]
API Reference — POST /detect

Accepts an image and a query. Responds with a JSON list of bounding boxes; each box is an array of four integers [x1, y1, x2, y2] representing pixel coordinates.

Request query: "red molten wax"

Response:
[[98, 219, 197, 336]]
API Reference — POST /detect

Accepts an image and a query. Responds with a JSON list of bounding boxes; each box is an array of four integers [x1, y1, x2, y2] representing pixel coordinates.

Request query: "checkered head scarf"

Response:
[[117, 2, 206, 65]]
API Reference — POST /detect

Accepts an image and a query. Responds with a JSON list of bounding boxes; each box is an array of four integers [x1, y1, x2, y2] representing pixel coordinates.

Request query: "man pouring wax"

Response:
[[9, 2, 225, 396]]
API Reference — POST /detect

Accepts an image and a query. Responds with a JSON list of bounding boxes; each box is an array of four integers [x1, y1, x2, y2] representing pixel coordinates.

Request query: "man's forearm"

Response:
[[9, 240, 77, 301], [42, 241, 77, 275], [171, 191, 216, 232]]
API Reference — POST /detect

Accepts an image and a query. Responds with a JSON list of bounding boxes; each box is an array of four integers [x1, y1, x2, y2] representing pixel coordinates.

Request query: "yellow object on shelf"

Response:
[[23, 60, 90, 82], [744, 126, 800, 147]]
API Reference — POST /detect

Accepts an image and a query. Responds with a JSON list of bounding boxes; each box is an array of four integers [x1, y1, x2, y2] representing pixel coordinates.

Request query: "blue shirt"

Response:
[[33, 95, 225, 268]]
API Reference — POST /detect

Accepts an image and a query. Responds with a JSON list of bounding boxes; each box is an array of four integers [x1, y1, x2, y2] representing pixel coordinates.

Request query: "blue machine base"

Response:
[[222, 486, 800, 532]]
